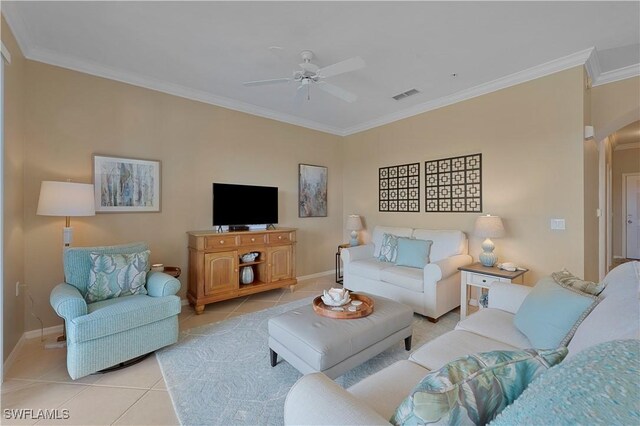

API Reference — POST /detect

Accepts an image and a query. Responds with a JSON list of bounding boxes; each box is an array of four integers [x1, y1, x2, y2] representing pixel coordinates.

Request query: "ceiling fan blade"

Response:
[[316, 81, 358, 103], [243, 78, 291, 87], [317, 56, 365, 79]]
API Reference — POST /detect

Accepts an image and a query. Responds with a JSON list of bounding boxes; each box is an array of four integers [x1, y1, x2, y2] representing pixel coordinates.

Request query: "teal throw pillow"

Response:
[[378, 233, 400, 262], [551, 268, 605, 296], [86, 250, 150, 303], [395, 238, 433, 269], [514, 276, 600, 349], [391, 347, 567, 426], [491, 340, 640, 426]]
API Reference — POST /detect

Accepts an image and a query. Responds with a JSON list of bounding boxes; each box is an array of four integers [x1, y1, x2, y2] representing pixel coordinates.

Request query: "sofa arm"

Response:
[[50, 283, 88, 321], [488, 283, 532, 314], [341, 244, 375, 265], [146, 271, 181, 297], [284, 373, 391, 426], [424, 254, 473, 282]]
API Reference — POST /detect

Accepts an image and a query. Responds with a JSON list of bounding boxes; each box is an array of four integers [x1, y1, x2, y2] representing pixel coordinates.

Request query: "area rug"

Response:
[[156, 297, 458, 425]]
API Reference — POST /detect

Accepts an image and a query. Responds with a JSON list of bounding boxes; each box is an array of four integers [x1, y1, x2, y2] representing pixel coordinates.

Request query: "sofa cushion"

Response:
[[566, 262, 640, 358], [349, 258, 394, 281], [86, 250, 150, 303], [64, 242, 149, 296], [491, 340, 640, 426], [348, 360, 429, 421], [514, 276, 600, 349], [68, 294, 181, 344], [378, 233, 400, 263], [395, 238, 432, 269], [456, 308, 531, 348], [409, 330, 519, 371], [411, 229, 465, 263], [372, 226, 413, 258], [551, 268, 605, 296], [380, 266, 424, 292], [391, 347, 567, 426]]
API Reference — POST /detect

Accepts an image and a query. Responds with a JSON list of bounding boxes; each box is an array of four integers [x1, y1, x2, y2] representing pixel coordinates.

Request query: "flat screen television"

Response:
[[213, 183, 278, 228]]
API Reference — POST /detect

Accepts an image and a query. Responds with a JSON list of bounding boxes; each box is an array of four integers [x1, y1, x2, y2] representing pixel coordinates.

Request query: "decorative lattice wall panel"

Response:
[[379, 163, 420, 212], [425, 154, 482, 212]]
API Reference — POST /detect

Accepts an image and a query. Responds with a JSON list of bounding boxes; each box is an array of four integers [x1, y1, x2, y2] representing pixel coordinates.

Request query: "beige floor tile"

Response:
[[2, 379, 36, 394], [1, 381, 87, 413], [151, 378, 166, 390], [5, 342, 68, 381], [179, 311, 229, 331], [198, 297, 248, 314], [113, 390, 178, 425], [278, 290, 317, 303], [245, 288, 285, 302], [93, 356, 162, 389], [233, 300, 277, 314], [39, 386, 145, 425]]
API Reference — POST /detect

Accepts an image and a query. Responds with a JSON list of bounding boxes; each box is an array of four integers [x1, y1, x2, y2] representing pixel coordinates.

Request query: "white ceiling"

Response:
[[4, 1, 640, 136]]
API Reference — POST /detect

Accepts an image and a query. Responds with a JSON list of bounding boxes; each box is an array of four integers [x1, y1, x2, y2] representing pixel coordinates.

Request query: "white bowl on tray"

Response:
[[321, 288, 351, 307]]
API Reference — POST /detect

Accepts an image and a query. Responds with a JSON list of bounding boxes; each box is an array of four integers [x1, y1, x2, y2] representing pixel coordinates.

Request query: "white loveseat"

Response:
[[284, 261, 640, 425], [341, 226, 472, 321]]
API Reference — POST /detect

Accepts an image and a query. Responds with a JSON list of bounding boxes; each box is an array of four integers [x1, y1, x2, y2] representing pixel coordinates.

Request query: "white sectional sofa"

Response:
[[284, 261, 640, 425], [341, 226, 472, 321]]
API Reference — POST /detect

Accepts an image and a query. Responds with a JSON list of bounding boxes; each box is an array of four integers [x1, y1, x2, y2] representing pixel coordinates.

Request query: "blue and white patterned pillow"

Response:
[[378, 233, 399, 262], [391, 347, 567, 426], [85, 250, 150, 303]]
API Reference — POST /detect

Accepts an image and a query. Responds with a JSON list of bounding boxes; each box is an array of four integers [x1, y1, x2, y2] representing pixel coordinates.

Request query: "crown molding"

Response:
[[593, 63, 640, 87], [26, 46, 345, 136], [1, 42, 11, 64], [342, 48, 595, 135]]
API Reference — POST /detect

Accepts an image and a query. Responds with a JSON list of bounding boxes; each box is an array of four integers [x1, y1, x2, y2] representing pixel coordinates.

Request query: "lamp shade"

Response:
[[346, 215, 363, 231], [37, 181, 96, 217], [474, 214, 505, 238]]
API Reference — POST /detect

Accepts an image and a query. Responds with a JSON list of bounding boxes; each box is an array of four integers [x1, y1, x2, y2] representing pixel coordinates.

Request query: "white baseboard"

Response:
[[613, 255, 624, 259], [23, 324, 64, 340], [297, 270, 334, 281], [3, 334, 26, 381]]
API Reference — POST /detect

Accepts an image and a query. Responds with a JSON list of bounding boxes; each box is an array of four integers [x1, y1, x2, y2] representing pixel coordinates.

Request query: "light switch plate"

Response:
[[550, 219, 566, 230]]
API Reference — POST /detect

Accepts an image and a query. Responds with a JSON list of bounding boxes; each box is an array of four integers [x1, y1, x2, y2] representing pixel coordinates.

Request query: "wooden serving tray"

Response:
[[312, 294, 374, 319]]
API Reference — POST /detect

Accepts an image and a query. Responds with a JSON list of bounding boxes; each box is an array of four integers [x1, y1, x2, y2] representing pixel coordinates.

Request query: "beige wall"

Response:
[[23, 61, 343, 330], [2, 16, 26, 361], [343, 67, 587, 283], [612, 147, 640, 258]]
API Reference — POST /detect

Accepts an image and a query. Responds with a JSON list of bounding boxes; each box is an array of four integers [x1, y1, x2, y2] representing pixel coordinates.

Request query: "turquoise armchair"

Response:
[[50, 242, 181, 379]]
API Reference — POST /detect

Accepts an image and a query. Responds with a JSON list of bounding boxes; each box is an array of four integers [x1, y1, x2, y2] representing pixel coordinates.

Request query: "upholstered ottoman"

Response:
[[268, 294, 413, 379]]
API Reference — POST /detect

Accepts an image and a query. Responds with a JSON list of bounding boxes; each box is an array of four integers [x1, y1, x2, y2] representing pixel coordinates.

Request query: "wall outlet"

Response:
[[550, 218, 566, 230]]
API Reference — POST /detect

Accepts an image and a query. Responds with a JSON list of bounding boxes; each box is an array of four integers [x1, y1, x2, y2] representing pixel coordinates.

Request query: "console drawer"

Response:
[[239, 233, 267, 246], [205, 235, 238, 249], [268, 232, 292, 244]]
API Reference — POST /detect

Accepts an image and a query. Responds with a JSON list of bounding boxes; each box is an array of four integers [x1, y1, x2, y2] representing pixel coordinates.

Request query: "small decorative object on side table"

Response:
[[162, 266, 181, 278], [335, 243, 350, 284], [458, 262, 527, 320]]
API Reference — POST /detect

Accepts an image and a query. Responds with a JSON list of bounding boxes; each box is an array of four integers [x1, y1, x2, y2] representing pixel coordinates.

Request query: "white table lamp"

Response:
[[346, 215, 363, 247], [37, 181, 96, 246], [474, 214, 505, 267]]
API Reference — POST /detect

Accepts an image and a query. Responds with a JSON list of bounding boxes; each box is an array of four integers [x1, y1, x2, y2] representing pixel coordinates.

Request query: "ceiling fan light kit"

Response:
[[243, 50, 365, 103]]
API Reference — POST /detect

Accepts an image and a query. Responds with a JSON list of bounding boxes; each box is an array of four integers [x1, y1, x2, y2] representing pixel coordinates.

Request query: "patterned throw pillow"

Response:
[[86, 250, 150, 303], [390, 347, 567, 426], [551, 268, 605, 296], [378, 233, 399, 262]]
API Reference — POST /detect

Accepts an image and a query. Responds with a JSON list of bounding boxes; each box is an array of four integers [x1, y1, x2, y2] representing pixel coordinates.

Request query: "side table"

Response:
[[458, 262, 528, 320], [335, 244, 350, 284]]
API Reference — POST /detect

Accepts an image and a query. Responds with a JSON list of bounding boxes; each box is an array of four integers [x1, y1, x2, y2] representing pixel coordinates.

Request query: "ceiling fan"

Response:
[[243, 50, 365, 103]]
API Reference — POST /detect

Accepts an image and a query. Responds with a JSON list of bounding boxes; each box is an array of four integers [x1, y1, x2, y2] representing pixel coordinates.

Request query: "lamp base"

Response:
[[349, 230, 358, 247], [479, 238, 498, 267]]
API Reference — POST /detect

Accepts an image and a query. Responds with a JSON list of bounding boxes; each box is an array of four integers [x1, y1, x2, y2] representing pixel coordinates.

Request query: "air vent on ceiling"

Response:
[[392, 88, 421, 101]]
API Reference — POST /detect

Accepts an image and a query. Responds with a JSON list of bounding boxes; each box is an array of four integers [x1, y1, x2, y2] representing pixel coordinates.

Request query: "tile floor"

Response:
[[1, 275, 338, 425]]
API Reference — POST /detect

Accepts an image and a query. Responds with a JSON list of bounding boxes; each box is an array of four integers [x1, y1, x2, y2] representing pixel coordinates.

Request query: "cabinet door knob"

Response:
[[251, 238, 255, 242], [278, 236, 282, 240], [219, 240, 224, 244]]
